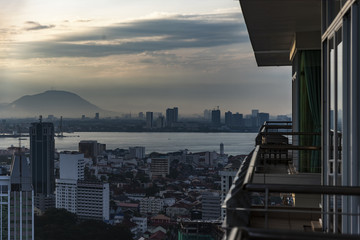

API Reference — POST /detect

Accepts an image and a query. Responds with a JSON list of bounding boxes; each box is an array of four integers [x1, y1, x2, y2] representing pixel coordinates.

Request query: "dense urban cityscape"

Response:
[[0, 107, 290, 135], [0, 115, 253, 239]]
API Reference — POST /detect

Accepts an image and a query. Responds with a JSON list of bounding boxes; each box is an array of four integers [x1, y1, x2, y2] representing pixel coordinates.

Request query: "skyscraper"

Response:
[[0, 151, 34, 240], [30, 117, 55, 211], [55, 152, 109, 221], [146, 112, 153, 129], [211, 109, 221, 126], [232, 113, 243, 128], [166, 107, 178, 127], [225, 111, 233, 126]]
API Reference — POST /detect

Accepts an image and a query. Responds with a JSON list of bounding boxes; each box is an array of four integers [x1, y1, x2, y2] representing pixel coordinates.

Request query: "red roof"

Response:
[[149, 231, 167, 240]]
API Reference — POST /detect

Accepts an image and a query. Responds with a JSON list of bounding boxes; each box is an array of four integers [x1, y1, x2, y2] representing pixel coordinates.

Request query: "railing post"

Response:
[[265, 187, 269, 229]]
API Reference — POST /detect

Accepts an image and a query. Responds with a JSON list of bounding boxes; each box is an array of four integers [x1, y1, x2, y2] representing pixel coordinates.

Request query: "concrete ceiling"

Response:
[[239, 0, 321, 66]]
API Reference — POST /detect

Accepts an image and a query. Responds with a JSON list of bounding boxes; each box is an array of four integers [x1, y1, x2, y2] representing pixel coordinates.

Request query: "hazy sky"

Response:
[[0, 0, 291, 116]]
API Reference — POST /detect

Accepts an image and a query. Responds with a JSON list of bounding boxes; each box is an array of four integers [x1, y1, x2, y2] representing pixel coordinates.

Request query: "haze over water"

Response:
[[1, 132, 257, 156]]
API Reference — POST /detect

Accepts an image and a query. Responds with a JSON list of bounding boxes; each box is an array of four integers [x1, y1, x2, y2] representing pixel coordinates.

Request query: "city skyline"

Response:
[[0, 0, 291, 115]]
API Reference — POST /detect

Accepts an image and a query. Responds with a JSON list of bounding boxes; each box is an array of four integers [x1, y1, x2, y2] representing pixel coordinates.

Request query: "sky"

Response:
[[0, 0, 291, 116]]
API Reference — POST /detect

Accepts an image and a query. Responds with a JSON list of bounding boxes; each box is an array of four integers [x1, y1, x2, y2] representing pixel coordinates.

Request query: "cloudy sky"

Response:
[[0, 0, 291, 116]]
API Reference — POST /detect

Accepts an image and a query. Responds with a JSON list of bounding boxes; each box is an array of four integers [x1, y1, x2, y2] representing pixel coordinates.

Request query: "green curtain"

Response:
[[299, 50, 321, 173]]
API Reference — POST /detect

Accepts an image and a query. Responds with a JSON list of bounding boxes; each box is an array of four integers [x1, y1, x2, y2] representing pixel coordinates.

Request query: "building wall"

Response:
[[0, 176, 10, 240], [59, 153, 85, 180], [202, 192, 221, 220], [0, 153, 34, 240], [146, 112, 153, 129], [30, 121, 55, 197], [219, 170, 237, 220], [55, 179, 77, 213], [77, 181, 109, 221], [150, 158, 169, 178], [211, 110, 221, 126], [129, 147, 145, 159], [140, 197, 163, 215]]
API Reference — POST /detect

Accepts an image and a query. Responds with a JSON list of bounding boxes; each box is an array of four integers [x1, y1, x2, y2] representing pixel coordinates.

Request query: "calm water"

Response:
[[1, 132, 257, 156]]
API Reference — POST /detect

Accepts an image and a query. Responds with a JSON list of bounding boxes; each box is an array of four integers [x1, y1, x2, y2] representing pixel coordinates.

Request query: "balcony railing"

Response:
[[222, 121, 360, 240]]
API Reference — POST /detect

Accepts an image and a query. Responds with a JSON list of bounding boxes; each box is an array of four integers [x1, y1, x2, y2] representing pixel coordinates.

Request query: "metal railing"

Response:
[[222, 121, 360, 239]]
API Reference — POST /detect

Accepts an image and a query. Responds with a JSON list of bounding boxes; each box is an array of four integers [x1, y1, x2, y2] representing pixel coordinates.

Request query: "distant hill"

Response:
[[0, 90, 113, 118]]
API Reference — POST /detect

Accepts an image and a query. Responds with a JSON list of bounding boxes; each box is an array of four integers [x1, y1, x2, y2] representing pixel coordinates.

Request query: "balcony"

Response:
[[222, 121, 360, 239]]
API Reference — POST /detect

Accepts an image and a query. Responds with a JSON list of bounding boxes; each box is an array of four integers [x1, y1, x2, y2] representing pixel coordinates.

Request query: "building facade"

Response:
[[146, 112, 153, 129], [76, 181, 110, 221], [211, 109, 221, 126], [56, 152, 109, 221], [129, 147, 145, 159], [0, 152, 34, 240], [29, 119, 55, 211], [150, 158, 169, 178], [140, 197, 164, 215], [225, 111, 232, 126], [202, 191, 221, 220], [166, 107, 178, 127]]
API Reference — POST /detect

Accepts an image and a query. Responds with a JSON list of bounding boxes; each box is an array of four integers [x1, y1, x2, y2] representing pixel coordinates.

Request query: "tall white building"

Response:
[[55, 152, 109, 221], [77, 181, 109, 221], [59, 153, 85, 180], [0, 152, 34, 240], [56, 179, 77, 214], [219, 161, 241, 220], [56, 153, 85, 213]]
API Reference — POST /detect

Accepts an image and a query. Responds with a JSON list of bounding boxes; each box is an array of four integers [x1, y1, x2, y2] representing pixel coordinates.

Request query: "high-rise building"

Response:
[[146, 112, 153, 129], [30, 118, 55, 211], [56, 152, 109, 221], [225, 111, 232, 126], [55, 153, 82, 213], [166, 107, 178, 127], [95, 112, 99, 119], [211, 109, 221, 126], [219, 160, 241, 220], [232, 113, 243, 128], [59, 153, 85, 180], [202, 191, 221, 220], [0, 152, 34, 240], [150, 158, 169, 178], [76, 181, 110, 221]]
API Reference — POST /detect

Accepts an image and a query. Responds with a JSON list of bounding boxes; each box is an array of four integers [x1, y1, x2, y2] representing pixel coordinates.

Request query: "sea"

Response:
[[0, 132, 257, 156]]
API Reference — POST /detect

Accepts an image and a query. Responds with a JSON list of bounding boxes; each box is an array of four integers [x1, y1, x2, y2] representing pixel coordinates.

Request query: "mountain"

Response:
[[0, 90, 112, 118]]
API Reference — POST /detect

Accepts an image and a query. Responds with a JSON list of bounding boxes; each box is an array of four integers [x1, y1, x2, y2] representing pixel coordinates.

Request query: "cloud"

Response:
[[24, 21, 55, 31], [15, 12, 247, 58]]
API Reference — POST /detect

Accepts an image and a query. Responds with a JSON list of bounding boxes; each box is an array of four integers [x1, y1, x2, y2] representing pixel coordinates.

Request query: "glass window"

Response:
[[329, 37, 335, 161], [336, 28, 343, 161]]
